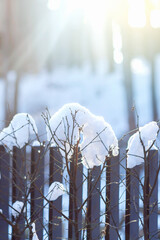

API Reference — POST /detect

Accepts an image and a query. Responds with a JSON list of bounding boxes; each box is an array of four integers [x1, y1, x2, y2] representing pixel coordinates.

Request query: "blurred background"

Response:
[[0, 0, 160, 138]]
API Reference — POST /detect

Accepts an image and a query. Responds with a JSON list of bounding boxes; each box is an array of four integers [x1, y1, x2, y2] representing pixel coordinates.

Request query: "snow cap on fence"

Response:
[[0, 113, 38, 149], [46, 181, 66, 201], [32, 140, 41, 147], [11, 201, 25, 218], [47, 103, 118, 168], [46, 103, 94, 157], [127, 121, 159, 168], [80, 115, 119, 168]]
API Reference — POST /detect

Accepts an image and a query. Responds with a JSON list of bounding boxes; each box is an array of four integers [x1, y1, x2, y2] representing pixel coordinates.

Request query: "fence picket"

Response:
[[125, 165, 140, 239], [109, 155, 120, 239], [148, 148, 158, 239], [68, 155, 74, 240], [75, 151, 83, 238], [0, 146, 10, 240], [68, 149, 83, 239], [12, 147, 26, 239], [49, 147, 63, 240], [87, 165, 101, 240], [105, 156, 111, 240], [30, 146, 44, 240]]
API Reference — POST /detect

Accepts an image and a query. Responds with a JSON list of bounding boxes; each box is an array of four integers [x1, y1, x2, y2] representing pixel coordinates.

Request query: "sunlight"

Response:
[[83, 0, 107, 26], [47, 0, 160, 30], [150, 9, 160, 28], [47, 0, 61, 11], [128, 0, 146, 28], [66, 0, 107, 33], [150, 0, 160, 7], [45, 0, 160, 66]]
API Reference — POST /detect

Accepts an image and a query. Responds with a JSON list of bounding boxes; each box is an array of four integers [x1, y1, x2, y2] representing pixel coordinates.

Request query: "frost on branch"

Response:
[[46, 103, 118, 169], [11, 201, 25, 218], [0, 113, 38, 149], [127, 121, 159, 168], [46, 181, 66, 201]]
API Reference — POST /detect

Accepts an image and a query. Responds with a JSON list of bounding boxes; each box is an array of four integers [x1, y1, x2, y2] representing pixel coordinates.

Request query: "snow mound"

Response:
[[47, 103, 118, 168], [0, 113, 38, 149], [46, 103, 93, 157], [46, 181, 66, 201], [80, 115, 119, 168], [127, 121, 159, 168], [12, 201, 24, 218]]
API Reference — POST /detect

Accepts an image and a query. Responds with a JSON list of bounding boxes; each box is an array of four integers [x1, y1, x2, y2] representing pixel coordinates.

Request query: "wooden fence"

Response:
[[0, 145, 159, 239]]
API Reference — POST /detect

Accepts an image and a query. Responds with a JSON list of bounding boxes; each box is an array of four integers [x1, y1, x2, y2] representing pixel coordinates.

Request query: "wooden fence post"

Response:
[[75, 152, 83, 238], [105, 156, 111, 240], [49, 147, 63, 240], [12, 146, 26, 240], [68, 149, 83, 239], [30, 146, 44, 240], [148, 148, 158, 239], [87, 165, 101, 240], [125, 164, 140, 240], [0, 146, 10, 240], [68, 155, 74, 240], [105, 155, 120, 240]]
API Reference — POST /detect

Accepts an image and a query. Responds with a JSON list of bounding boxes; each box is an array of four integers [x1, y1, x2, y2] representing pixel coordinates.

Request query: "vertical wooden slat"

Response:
[[144, 151, 149, 240], [30, 146, 44, 240], [91, 166, 101, 239], [87, 169, 92, 240], [68, 156, 74, 240], [49, 147, 63, 240], [12, 146, 26, 239], [106, 155, 120, 240], [87, 166, 101, 240], [0, 145, 10, 240], [125, 168, 130, 240], [68, 148, 83, 239], [125, 165, 140, 240], [105, 157, 111, 240], [12, 147, 26, 203], [109, 155, 119, 239], [148, 148, 158, 239], [68, 149, 83, 239], [75, 152, 83, 238]]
